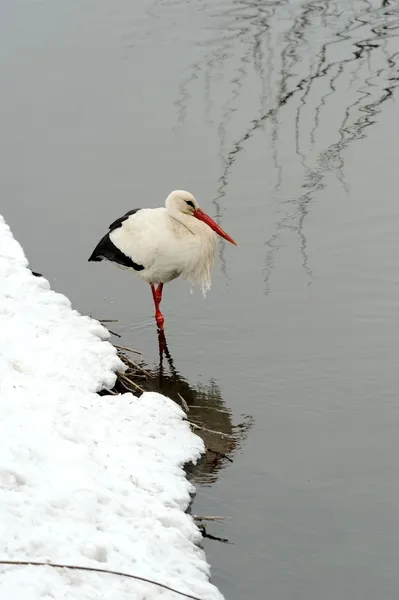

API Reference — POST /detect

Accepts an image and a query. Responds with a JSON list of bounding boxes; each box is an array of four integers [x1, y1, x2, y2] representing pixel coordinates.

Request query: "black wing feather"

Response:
[[88, 208, 144, 271], [109, 208, 142, 232]]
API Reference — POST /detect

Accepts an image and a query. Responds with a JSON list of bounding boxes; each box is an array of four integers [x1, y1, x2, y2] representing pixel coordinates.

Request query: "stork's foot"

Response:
[[155, 310, 165, 330]]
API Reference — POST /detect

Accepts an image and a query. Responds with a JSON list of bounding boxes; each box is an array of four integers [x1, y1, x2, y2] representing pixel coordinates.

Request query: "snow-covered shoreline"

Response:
[[0, 215, 224, 600]]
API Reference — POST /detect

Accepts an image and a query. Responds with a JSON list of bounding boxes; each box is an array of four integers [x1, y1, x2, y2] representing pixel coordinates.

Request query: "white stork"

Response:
[[88, 190, 238, 330]]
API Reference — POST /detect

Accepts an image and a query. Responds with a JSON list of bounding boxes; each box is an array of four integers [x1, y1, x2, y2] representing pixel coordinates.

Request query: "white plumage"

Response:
[[110, 205, 216, 290], [89, 190, 237, 329]]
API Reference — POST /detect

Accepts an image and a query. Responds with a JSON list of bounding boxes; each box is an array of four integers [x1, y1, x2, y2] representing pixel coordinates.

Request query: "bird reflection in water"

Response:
[[135, 328, 253, 486]]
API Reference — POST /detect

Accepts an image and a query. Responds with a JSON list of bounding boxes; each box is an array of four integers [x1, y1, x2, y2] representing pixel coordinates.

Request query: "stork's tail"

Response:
[[88, 250, 103, 262], [88, 238, 106, 262]]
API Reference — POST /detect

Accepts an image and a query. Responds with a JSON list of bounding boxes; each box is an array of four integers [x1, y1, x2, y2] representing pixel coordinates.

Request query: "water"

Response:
[[2, 0, 399, 598]]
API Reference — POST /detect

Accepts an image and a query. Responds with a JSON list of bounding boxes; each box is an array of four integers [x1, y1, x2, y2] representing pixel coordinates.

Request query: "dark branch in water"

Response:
[[197, 524, 230, 544], [189, 421, 235, 439], [207, 447, 233, 463]]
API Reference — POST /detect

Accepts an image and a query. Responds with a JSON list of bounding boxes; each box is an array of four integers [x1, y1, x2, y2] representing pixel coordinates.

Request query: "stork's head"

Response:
[[166, 190, 199, 215], [165, 190, 238, 246]]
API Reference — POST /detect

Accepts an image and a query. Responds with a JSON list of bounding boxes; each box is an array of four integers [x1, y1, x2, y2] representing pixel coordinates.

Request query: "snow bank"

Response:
[[0, 215, 224, 600]]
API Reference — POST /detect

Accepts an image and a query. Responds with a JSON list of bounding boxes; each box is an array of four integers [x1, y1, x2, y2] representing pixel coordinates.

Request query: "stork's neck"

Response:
[[165, 197, 217, 242], [166, 206, 197, 235]]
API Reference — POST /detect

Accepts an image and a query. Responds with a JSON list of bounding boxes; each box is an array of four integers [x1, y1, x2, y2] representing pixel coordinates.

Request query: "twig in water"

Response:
[[0, 560, 204, 600], [116, 376, 134, 394], [114, 344, 142, 356], [99, 319, 118, 323], [118, 373, 145, 393], [189, 422, 234, 439], [193, 515, 228, 522], [189, 405, 230, 415], [177, 393, 190, 413], [197, 525, 229, 544], [121, 355, 151, 377], [207, 448, 233, 463], [102, 387, 117, 396], [129, 380, 145, 393], [108, 329, 121, 338]]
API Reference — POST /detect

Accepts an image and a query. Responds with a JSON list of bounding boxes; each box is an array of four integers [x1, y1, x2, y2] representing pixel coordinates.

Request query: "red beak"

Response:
[[194, 209, 238, 246]]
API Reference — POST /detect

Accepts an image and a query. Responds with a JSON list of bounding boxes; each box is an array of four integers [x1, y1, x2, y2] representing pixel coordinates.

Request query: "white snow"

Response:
[[0, 215, 224, 600]]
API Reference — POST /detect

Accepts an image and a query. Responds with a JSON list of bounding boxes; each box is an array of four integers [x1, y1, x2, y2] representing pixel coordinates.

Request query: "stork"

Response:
[[88, 190, 237, 330]]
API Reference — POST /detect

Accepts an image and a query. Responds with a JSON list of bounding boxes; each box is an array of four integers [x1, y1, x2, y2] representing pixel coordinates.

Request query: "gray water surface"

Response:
[[2, 1, 399, 598]]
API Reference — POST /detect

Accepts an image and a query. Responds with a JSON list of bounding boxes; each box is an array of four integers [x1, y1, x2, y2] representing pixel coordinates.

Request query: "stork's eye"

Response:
[[186, 200, 195, 209]]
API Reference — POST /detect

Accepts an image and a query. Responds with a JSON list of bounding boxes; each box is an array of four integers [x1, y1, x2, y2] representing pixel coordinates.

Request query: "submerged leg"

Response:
[[150, 283, 165, 330]]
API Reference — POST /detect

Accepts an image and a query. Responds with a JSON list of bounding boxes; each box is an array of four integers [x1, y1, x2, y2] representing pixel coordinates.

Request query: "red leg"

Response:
[[150, 283, 156, 303], [155, 283, 163, 304], [150, 283, 165, 330]]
